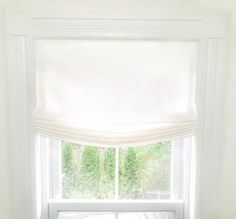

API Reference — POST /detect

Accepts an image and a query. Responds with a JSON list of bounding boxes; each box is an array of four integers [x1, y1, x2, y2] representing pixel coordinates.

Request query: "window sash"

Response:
[[49, 200, 184, 219], [38, 136, 190, 219]]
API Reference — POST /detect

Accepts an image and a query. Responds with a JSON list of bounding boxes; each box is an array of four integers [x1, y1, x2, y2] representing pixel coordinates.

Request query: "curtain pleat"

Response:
[[35, 118, 195, 147]]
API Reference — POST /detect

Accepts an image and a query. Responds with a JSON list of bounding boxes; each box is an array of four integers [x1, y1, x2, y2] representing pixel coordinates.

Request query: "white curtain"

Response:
[[35, 39, 197, 147]]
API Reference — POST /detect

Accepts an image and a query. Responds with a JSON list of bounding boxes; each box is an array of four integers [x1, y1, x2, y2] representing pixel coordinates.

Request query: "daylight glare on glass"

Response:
[[58, 212, 115, 219]]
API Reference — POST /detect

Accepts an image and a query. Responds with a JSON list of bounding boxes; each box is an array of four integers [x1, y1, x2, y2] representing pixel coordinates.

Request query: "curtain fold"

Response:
[[35, 118, 195, 147]]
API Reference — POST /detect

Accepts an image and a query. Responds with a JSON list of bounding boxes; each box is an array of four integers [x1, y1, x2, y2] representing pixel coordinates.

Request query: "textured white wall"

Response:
[[0, 0, 197, 11], [0, 0, 235, 219]]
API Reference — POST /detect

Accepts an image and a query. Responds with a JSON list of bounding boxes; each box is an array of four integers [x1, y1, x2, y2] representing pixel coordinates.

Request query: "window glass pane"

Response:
[[60, 141, 173, 199], [58, 212, 115, 219], [62, 142, 115, 199], [119, 142, 171, 199], [58, 212, 173, 219], [118, 212, 173, 219]]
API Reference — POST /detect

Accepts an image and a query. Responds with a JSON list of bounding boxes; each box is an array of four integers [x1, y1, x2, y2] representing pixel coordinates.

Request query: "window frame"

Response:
[[6, 10, 227, 219]]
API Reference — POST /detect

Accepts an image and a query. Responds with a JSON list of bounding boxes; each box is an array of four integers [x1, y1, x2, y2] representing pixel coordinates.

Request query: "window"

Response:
[[38, 136, 192, 219], [6, 11, 226, 219]]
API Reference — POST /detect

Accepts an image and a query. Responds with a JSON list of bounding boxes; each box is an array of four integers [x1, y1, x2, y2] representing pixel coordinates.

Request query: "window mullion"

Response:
[[171, 140, 182, 199], [50, 139, 62, 199]]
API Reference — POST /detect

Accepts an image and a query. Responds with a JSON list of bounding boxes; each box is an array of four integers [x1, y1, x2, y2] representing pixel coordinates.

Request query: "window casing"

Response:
[[6, 11, 227, 219]]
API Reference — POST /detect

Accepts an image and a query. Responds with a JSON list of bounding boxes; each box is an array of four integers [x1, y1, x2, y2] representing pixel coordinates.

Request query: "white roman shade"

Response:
[[35, 39, 197, 147]]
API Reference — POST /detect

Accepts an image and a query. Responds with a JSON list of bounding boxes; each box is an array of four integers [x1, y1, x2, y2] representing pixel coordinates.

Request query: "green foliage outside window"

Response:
[[62, 142, 77, 198], [61, 141, 171, 199], [101, 148, 115, 198], [78, 146, 100, 198], [119, 148, 141, 198]]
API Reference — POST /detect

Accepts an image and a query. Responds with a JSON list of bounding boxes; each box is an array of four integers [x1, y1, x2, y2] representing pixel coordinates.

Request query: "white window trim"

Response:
[[49, 200, 184, 219], [49, 139, 62, 199], [6, 10, 227, 219]]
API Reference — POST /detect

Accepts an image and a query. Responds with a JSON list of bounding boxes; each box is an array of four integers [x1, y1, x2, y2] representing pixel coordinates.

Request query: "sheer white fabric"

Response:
[[35, 39, 197, 147]]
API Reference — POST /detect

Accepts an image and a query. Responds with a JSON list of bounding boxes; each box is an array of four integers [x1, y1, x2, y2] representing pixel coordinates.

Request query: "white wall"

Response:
[[0, 7, 9, 219], [0, 0, 235, 219], [0, 0, 197, 11]]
